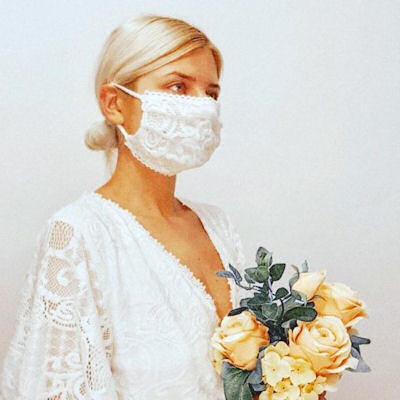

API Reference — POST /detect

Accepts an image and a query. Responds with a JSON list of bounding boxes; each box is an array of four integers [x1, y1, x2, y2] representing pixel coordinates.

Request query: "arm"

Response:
[[0, 218, 117, 399]]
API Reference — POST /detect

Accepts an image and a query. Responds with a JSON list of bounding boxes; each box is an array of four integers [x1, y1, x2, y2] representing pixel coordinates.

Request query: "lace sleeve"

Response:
[[0, 218, 118, 400]]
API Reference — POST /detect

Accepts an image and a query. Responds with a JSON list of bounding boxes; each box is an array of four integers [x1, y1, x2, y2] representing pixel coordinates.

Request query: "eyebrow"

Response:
[[164, 71, 220, 90]]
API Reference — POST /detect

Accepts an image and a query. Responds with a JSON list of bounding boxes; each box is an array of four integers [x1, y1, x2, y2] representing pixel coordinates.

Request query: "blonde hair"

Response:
[[84, 14, 223, 175]]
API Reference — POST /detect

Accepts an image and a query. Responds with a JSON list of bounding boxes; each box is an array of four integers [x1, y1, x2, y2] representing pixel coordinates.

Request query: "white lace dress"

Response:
[[0, 191, 249, 400]]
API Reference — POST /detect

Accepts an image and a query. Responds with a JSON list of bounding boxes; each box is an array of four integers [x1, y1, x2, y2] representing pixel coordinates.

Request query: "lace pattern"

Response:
[[113, 82, 222, 176], [0, 218, 117, 399], [0, 192, 247, 400]]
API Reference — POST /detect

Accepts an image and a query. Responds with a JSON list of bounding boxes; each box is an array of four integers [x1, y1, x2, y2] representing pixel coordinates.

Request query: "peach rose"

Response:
[[211, 346, 225, 375], [211, 310, 270, 371], [291, 269, 327, 300], [288, 315, 359, 392], [313, 281, 368, 329]]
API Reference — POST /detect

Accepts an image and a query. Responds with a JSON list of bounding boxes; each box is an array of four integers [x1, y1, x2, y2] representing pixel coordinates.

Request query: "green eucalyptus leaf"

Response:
[[263, 252, 273, 267], [269, 263, 285, 281], [247, 292, 270, 306], [244, 273, 255, 284], [229, 263, 243, 283], [239, 298, 251, 307], [350, 335, 371, 346], [258, 346, 268, 357], [347, 347, 371, 373], [251, 309, 268, 325], [256, 247, 273, 267], [246, 266, 269, 283], [288, 268, 300, 289], [249, 382, 266, 392], [290, 264, 300, 273], [282, 306, 317, 322], [247, 358, 263, 384], [257, 283, 268, 295], [228, 307, 249, 316], [222, 362, 253, 400], [291, 289, 307, 303], [244, 267, 259, 282], [261, 303, 278, 320], [281, 318, 298, 329], [216, 270, 235, 279], [256, 265, 269, 282], [299, 260, 309, 273], [256, 247, 269, 264], [274, 287, 289, 300], [280, 296, 298, 311]]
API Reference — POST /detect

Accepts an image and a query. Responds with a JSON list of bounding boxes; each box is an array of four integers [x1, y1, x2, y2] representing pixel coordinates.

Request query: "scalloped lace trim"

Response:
[[142, 89, 220, 103]]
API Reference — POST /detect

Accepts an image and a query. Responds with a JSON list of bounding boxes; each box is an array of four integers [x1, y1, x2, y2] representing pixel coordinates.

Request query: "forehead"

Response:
[[152, 47, 219, 82]]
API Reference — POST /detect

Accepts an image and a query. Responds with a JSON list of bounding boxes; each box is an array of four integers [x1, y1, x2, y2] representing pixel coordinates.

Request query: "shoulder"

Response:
[[30, 193, 112, 302], [43, 191, 110, 236], [179, 196, 241, 246], [180, 196, 228, 226], [34, 192, 99, 252], [47, 192, 93, 226]]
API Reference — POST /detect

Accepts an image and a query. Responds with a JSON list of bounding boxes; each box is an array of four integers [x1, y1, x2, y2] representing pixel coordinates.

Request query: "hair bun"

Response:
[[84, 119, 118, 151]]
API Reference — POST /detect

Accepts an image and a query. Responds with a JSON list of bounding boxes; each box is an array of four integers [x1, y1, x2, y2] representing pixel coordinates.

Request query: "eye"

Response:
[[168, 82, 219, 100], [168, 82, 186, 94]]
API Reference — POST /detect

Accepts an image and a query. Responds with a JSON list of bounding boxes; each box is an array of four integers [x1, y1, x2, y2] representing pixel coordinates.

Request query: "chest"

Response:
[[95, 218, 231, 397], [134, 213, 234, 321], [104, 243, 225, 399], [176, 235, 233, 321]]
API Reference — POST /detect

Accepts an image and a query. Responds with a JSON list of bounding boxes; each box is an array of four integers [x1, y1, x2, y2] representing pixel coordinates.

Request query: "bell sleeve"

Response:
[[0, 217, 118, 400]]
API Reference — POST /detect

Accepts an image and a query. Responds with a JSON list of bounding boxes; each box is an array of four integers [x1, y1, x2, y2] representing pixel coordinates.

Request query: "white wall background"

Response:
[[1, 0, 399, 398]]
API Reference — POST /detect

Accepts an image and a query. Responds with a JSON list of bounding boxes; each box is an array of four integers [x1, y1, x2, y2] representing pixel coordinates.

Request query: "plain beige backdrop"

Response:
[[1, 1, 399, 398]]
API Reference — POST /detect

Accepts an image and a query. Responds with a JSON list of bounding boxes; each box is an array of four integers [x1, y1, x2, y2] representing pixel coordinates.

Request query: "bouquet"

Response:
[[211, 247, 371, 400]]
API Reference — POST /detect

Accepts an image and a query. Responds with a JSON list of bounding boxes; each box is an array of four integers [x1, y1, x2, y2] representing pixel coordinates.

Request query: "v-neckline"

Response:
[[86, 191, 235, 322]]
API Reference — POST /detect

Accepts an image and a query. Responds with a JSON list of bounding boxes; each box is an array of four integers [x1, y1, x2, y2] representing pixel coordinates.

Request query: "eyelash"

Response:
[[168, 82, 218, 100]]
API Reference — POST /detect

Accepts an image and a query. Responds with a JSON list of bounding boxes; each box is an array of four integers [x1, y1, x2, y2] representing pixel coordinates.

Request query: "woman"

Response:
[[0, 14, 326, 400], [0, 14, 246, 400]]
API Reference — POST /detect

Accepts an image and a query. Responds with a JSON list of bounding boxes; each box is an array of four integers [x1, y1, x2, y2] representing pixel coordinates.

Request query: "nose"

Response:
[[191, 87, 209, 98]]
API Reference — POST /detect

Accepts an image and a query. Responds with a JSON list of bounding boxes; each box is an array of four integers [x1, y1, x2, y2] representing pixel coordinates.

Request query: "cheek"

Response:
[[125, 101, 143, 134]]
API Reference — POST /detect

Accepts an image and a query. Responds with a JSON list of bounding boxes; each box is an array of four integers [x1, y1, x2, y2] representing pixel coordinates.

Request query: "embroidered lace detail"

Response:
[[89, 191, 235, 321], [113, 82, 222, 176], [1, 191, 247, 400], [142, 89, 220, 104], [0, 217, 117, 399]]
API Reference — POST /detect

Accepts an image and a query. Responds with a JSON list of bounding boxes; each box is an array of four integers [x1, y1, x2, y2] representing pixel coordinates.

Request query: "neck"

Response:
[[98, 146, 181, 218]]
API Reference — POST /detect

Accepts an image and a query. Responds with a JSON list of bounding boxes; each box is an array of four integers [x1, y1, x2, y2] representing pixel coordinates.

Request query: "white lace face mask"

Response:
[[109, 82, 223, 176]]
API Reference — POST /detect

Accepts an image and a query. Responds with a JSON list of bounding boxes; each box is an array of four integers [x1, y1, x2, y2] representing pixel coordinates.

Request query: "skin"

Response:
[[97, 46, 233, 321]]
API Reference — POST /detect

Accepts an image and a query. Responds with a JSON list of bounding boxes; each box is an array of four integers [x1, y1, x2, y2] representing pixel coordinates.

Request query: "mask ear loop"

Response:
[[115, 123, 130, 142], [108, 82, 143, 145], [109, 81, 143, 100]]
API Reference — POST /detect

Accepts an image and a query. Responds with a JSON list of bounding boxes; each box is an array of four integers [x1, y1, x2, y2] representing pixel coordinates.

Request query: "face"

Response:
[[100, 46, 220, 142]]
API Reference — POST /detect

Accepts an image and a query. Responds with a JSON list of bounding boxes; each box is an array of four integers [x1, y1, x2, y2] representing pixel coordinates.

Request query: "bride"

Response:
[[0, 13, 242, 400], [0, 14, 326, 400]]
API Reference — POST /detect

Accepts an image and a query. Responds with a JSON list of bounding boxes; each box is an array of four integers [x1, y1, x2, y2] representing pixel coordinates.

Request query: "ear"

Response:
[[99, 83, 125, 125]]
